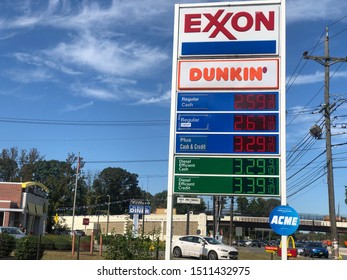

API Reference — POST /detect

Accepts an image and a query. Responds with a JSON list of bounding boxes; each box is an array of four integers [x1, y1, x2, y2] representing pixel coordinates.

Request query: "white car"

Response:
[[172, 235, 238, 260], [0, 226, 26, 239]]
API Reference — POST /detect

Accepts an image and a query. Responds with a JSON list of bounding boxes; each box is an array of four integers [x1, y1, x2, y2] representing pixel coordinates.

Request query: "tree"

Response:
[[31, 154, 83, 232], [91, 167, 143, 215], [236, 197, 280, 217], [0, 148, 19, 181]]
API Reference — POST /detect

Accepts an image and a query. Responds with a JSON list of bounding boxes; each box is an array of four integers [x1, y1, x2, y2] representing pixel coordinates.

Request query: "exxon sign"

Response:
[[178, 3, 279, 56]]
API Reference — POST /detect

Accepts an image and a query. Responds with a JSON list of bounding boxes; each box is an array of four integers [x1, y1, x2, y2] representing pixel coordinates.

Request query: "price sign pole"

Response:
[[166, 1, 286, 260]]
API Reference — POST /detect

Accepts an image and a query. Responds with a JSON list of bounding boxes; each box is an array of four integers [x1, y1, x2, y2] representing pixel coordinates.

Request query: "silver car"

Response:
[[0, 226, 26, 239], [172, 235, 238, 260]]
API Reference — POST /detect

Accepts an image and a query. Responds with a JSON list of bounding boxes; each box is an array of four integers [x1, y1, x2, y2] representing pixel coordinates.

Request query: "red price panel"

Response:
[[233, 114, 277, 131], [233, 135, 277, 153], [234, 93, 277, 110]]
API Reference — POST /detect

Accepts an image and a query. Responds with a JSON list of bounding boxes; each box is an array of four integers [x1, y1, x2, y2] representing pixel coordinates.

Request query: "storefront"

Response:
[[0, 181, 49, 235]]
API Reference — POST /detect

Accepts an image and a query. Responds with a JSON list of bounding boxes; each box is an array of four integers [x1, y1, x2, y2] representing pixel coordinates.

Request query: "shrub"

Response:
[[14, 235, 45, 260], [104, 227, 161, 260], [0, 233, 16, 258]]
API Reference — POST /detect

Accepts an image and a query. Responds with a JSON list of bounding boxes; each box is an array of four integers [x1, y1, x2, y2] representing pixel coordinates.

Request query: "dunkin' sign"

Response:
[[178, 58, 279, 90], [178, 4, 280, 56]]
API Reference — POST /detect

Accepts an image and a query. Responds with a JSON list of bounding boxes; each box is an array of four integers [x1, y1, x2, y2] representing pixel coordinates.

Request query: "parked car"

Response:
[[251, 239, 262, 247], [0, 226, 26, 239], [295, 242, 305, 255], [172, 235, 238, 260], [236, 240, 247, 247], [71, 230, 86, 236], [303, 241, 329, 258]]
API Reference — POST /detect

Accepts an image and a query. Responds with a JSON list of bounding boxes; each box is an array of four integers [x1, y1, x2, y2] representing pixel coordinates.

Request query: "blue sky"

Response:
[[0, 0, 347, 217]]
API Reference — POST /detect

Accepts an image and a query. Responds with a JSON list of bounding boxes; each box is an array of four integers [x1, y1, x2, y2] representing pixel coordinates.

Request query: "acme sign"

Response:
[[178, 4, 279, 56]]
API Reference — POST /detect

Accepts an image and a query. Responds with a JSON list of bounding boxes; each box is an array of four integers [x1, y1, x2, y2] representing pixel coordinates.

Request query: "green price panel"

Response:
[[175, 156, 279, 176], [174, 175, 279, 196]]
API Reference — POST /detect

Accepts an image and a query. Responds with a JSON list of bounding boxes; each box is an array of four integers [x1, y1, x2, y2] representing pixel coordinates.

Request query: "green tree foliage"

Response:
[[14, 236, 44, 260], [0, 233, 16, 257], [236, 197, 280, 217], [0, 148, 20, 181], [104, 226, 160, 260], [92, 167, 144, 215]]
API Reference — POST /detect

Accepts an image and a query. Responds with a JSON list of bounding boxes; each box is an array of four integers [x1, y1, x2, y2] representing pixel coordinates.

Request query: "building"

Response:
[[60, 212, 207, 241], [0, 181, 49, 234]]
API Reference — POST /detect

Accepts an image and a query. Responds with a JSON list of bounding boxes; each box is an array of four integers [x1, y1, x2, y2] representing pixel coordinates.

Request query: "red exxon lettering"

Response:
[[184, 9, 275, 40]]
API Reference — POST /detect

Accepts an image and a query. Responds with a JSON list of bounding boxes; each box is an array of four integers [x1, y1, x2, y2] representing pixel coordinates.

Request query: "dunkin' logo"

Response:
[[178, 59, 279, 90], [190, 66, 268, 82]]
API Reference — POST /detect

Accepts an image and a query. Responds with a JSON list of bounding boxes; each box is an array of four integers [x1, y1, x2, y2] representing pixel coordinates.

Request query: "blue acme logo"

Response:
[[269, 205, 300, 236]]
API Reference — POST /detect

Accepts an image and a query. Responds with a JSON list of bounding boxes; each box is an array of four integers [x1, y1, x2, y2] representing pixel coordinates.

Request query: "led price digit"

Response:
[[234, 93, 277, 110]]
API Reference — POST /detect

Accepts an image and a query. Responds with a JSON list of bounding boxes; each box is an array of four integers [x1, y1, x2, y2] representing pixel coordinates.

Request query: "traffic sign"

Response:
[[177, 197, 201, 204]]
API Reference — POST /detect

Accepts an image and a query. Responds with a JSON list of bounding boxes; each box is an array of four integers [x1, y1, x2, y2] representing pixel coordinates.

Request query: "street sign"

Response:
[[177, 197, 201, 204], [129, 205, 151, 215]]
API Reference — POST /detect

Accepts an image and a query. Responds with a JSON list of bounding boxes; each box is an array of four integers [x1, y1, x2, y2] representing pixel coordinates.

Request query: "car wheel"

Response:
[[173, 247, 182, 258], [208, 251, 218, 260]]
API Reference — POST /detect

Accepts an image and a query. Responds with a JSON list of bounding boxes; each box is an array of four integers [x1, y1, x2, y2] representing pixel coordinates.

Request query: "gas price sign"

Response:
[[170, 1, 284, 198], [177, 92, 278, 111], [174, 156, 280, 196]]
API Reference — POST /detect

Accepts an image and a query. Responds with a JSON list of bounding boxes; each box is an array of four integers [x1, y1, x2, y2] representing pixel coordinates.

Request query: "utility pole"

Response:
[[71, 152, 80, 233], [304, 27, 347, 259]]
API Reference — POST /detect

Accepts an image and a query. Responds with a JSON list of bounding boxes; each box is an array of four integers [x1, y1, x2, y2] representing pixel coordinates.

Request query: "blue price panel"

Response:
[[177, 113, 279, 132], [176, 134, 279, 154], [177, 92, 278, 111]]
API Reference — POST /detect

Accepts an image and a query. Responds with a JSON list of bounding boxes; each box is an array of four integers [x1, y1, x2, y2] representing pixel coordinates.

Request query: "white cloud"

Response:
[[4, 68, 52, 83], [75, 86, 120, 101], [63, 101, 94, 112], [288, 70, 347, 86], [287, 0, 347, 23], [137, 90, 171, 105], [46, 32, 168, 76]]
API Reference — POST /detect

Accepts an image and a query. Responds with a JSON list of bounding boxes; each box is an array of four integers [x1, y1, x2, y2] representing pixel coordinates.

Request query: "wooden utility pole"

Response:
[[304, 27, 347, 259]]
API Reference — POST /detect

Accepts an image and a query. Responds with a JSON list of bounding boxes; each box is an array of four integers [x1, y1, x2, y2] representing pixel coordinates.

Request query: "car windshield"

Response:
[[311, 242, 323, 247], [203, 237, 222, 245]]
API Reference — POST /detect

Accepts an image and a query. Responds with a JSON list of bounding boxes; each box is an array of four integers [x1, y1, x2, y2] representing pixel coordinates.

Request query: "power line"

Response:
[[0, 116, 169, 126]]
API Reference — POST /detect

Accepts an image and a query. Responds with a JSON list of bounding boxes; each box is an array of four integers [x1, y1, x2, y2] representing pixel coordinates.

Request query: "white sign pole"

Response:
[[280, 0, 287, 261]]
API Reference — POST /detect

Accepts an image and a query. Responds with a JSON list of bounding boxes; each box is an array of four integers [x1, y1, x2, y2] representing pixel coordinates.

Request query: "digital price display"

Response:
[[234, 93, 277, 110], [177, 113, 278, 132], [175, 157, 279, 176], [234, 114, 277, 131], [174, 175, 280, 196], [232, 177, 279, 195], [177, 92, 279, 111], [234, 135, 277, 153]]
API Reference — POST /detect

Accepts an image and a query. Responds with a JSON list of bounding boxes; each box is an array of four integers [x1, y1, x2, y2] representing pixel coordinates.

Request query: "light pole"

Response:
[[106, 195, 110, 235]]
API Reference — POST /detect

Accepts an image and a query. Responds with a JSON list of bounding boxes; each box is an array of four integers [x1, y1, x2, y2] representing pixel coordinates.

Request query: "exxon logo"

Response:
[[184, 9, 275, 40]]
